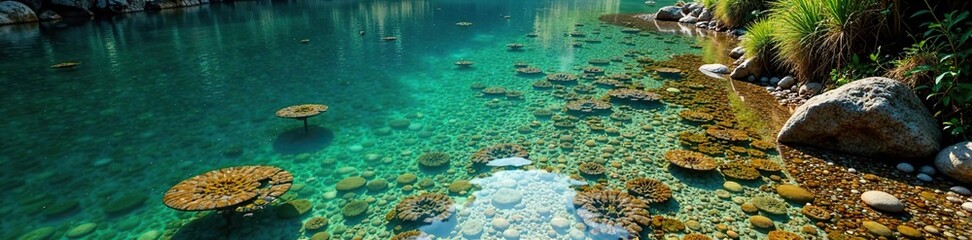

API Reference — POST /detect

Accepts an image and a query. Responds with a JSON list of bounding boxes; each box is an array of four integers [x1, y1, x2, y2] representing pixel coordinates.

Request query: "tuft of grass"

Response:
[[771, 0, 827, 81], [699, 0, 719, 10], [740, 19, 776, 61], [714, 0, 764, 28]]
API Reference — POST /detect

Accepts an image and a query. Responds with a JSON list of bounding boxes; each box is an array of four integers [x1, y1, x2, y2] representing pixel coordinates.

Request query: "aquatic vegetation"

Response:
[[572, 189, 651, 239], [578, 162, 606, 175], [481, 87, 507, 96], [705, 127, 750, 142], [418, 152, 452, 168], [750, 158, 782, 172], [532, 80, 554, 89], [391, 230, 424, 240], [751, 196, 788, 215], [335, 176, 367, 191], [583, 66, 605, 74], [650, 216, 685, 233], [303, 216, 328, 230], [276, 104, 328, 133], [589, 58, 610, 65], [342, 200, 369, 217], [625, 178, 672, 203], [654, 67, 682, 79], [678, 109, 715, 123], [678, 131, 709, 145], [714, 0, 764, 28], [162, 166, 293, 213], [719, 162, 761, 180], [750, 140, 775, 150], [565, 99, 613, 115], [683, 233, 713, 240], [573, 84, 596, 94], [606, 88, 662, 104], [665, 149, 718, 170], [51, 61, 81, 69], [470, 144, 529, 164], [516, 67, 543, 75], [547, 73, 578, 84], [767, 230, 804, 240], [394, 193, 454, 223]]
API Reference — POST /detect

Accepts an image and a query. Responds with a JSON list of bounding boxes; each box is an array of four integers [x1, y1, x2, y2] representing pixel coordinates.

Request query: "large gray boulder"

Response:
[[729, 57, 761, 80], [779, 77, 941, 159], [654, 6, 683, 21], [0, 1, 36, 25], [936, 141, 972, 183]]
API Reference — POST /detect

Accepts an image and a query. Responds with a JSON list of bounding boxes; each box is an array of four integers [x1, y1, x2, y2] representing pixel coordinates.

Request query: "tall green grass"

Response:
[[699, 0, 719, 10], [740, 19, 776, 61], [714, 0, 764, 28]]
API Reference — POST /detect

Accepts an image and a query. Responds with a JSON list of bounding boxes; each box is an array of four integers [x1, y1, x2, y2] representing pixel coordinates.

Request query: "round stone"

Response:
[[335, 177, 366, 191], [396, 173, 417, 184], [962, 202, 972, 212], [917, 173, 933, 182], [723, 181, 743, 192], [776, 185, 814, 203], [896, 225, 922, 239], [461, 221, 484, 237], [551, 217, 570, 229], [935, 141, 972, 183], [919, 165, 936, 175], [950, 186, 972, 196], [896, 163, 915, 173], [492, 218, 510, 230], [66, 223, 98, 238], [860, 191, 905, 213], [748, 215, 774, 229], [503, 228, 520, 239], [19, 227, 55, 240], [862, 221, 893, 237], [492, 188, 523, 207]]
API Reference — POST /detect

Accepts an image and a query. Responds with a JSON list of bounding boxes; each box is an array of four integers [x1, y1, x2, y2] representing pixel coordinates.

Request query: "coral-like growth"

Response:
[[343, 200, 369, 217], [750, 140, 775, 150], [163, 166, 293, 212], [751, 196, 788, 215], [470, 144, 529, 164], [664, 150, 718, 171], [276, 104, 328, 119], [573, 189, 651, 239], [768, 230, 804, 240], [678, 110, 714, 123], [481, 87, 507, 96], [532, 80, 554, 89], [516, 67, 543, 74], [391, 230, 425, 240], [506, 43, 524, 50], [303, 216, 328, 230], [651, 216, 685, 233], [683, 233, 713, 240], [578, 162, 606, 175], [546, 73, 579, 84], [394, 193, 455, 223], [750, 159, 782, 172], [565, 99, 612, 115], [607, 88, 662, 104], [418, 152, 451, 168], [800, 205, 831, 221], [720, 162, 761, 180], [678, 131, 709, 145], [705, 127, 751, 142], [454, 60, 475, 67], [583, 66, 605, 74], [625, 178, 672, 203]]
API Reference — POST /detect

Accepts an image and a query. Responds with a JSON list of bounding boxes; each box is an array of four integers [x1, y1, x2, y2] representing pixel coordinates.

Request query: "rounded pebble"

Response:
[[896, 163, 915, 173], [860, 191, 905, 213], [919, 165, 936, 175], [917, 173, 933, 182], [962, 202, 972, 212], [950, 186, 971, 196]]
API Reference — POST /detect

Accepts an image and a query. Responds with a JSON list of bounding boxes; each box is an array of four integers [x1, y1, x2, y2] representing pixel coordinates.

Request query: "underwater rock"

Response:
[[775, 185, 814, 203], [751, 196, 788, 215], [448, 180, 472, 194], [896, 162, 915, 173], [779, 77, 941, 159], [0, 1, 37, 24], [303, 216, 328, 230], [860, 191, 904, 213], [654, 6, 683, 21], [342, 200, 368, 217], [18, 226, 54, 240], [65, 222, 97, 238], [748, 215, 774, 229], [310, 232, 330, 240], [335, 176, 366, 191], [862, 221, 894, 238], [935, 141, 972, 184], [491, 188, 523, 207], [136, 230, 161, 240], [396, 173, 417, 185], [366, 179, 388, 191], [699, 64, 729, 74]]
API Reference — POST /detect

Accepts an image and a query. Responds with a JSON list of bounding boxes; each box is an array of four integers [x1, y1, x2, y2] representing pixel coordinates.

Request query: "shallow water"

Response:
[[0, 0, 813, 239]]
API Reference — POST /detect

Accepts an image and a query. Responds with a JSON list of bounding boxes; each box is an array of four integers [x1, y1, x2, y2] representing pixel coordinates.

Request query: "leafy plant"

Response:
[[909, 6, 972, 140], [829, 47, 891, 86]]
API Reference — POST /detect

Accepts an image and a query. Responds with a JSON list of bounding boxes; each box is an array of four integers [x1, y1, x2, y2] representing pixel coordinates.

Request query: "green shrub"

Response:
[[714, 0, 765, 28], [699, 0, 719, 10], [771, 0, 827, 81], [740, 19, 776, 61], [908, 8, 972, 140]]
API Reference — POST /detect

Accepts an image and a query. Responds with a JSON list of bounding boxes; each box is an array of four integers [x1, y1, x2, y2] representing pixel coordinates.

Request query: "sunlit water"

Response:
[[0, 0, 813, 239]]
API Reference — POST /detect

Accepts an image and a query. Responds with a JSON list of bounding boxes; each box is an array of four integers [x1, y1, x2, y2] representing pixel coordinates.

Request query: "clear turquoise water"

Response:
[[0, 0, 813, 239]]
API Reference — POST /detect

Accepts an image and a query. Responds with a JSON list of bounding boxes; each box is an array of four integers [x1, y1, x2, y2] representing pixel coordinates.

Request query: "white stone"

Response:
[[699, 64, 729, 74], [896, 163, 915, 173], [492, 218, 510, 230], [461, 220, 483, 237], [569, 229, 586, 240], [491, 188, 523, 207], [551, 217, 570, 229], [503, 228, 520, 239], [848, 168, 857, 173], [920, 166, 937, 175], [861, 191, 905, 213], [950, 186, 971, 196], [936, 141, 972, 184], [917, 173, 933, 182], [962, 202, 972, 212]]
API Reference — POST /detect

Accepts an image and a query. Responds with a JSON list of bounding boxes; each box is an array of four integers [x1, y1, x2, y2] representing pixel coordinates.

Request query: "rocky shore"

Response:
[[0, 0, 228, 25]]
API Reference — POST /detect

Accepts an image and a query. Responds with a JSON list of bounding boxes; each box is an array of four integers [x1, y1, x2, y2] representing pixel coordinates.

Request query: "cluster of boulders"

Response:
[[725, 46, 817, 106], [653, 2, 732, 32], [0, 0, 220, 25]]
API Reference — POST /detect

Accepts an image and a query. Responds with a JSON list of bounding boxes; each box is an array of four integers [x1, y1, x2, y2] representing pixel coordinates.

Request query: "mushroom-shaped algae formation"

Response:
[[578, 162, 606, 176], [565, 99, 612, 115], [394, 193, 455, 223], [418, 151, 451, 168], [606, 88, 662, 104], [162, 166, 293, 215], [572, 189, 651, 239], [625, 178, 672, 203], [470, 144, 529, 164], [516, 67, 543, 75], [719, 162, 761, 180], [276, 104, 328, 134], [678, 110, 714, 123], [546, 73, 578, 84], [664, 150, 718, 171]]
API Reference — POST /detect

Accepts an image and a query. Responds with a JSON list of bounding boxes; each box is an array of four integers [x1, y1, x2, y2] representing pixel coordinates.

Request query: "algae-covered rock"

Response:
[[42, 200, 78, 217], [396, 173, 417, 185], [310, 232, 330, 240], [751, 196, 787, 215], [335, 176, 366, 191], [277, 199, 313, 219], [304, 216, 328, 230], [862, 221, 893, 238], [366, 179, 388, 191], [18, 226, 54, 240], [136, 230, 160, 240], [342, 200, 368, 217], [0, 1, 37, 24], [448, 180, 472, 194], [65, 222, 97, 238]]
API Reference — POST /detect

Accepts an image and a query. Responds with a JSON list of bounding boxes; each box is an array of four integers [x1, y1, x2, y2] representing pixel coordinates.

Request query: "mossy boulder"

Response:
[[751, 196, 788, 215], [366, 179, 388, 192], [277, 199, 313, 219], [342, 200, 368, 217], [65, 222, 97, 238], [335, 177, 366, 191], [104, 193, 147, 215]]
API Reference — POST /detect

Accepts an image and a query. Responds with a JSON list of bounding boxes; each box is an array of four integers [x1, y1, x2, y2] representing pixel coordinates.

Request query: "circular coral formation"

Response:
[[391, 230, 424, 240], [516, 67, 542, 74], [800, 205, 831, 221], [470, 144, 529, 164], [767, 230, 804, 240], [750, 159, 782, 172], [583, 66, 604, 74], [532, 80, 554, 89], [418, 152, 451, 168], [578, 162, 606, 175], [572, 189, 651, 239], [678, 110, 714, 123], [750, 140, 776, 150], [546, 73, 578, 84], [303, 216, 328, 230], [625, 178, 672, 203], [607, 88, 662, 103], [683, 233, 713, 240], [481, 87, 506, 96], [678, 131, 708, 145], [394, 193, 455, 223], [163, 165, 293, 212], [720, 162, 761, 180], [342, 200, 369, 217], [705, 128, 750, 142], [751, 196, 788, 215], [565, 99, 612, 114], [610, 74, 632, 81], [454, 60, 474, 67], [664, 150, 718, 171], [589, 59, 610, 65], [276, 104, 328, 119]]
